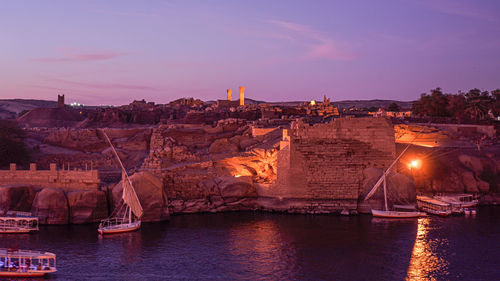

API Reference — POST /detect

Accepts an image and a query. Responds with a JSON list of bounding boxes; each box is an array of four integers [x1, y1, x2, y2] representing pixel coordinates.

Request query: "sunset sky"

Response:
[[1, 0, 499, 105]]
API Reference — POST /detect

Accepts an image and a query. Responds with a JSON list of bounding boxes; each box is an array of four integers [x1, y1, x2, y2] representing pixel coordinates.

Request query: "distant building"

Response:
[[57, 94, 65, 108]]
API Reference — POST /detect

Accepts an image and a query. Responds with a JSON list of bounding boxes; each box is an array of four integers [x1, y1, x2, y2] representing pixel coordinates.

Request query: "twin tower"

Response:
[[226, 87, 245, 106]]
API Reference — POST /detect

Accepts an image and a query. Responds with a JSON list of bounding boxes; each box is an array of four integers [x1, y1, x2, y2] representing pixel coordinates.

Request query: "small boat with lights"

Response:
[[434, 194, 478, 214], [0, 248, 56, 277], [0, 211, 39, 234], [416, 195, 452, 216]]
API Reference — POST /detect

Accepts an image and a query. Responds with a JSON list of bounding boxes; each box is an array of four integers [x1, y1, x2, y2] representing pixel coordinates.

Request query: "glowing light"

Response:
[[310, 100, 316, 106], [408, 159, 422, 169], [234, 175, 242, 178]]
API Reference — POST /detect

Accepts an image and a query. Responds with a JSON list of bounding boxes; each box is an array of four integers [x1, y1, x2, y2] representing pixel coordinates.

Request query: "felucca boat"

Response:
[[98, 130, 143, 235], [366, 171, 426, 218], [0, 248, 56, 277], [363, 127, 427, 219]]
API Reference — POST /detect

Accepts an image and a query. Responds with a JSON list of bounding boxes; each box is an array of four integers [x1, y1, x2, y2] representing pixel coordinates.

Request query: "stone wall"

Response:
[[0, 163, 99, 191], [261, 117, 395, 212]]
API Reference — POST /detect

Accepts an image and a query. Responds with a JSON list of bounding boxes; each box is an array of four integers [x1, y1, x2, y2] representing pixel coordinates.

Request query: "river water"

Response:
[[1, 207, 499, 280]]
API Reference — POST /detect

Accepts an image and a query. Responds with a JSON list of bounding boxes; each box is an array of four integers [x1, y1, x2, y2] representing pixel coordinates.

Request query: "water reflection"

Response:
[[98, 231, 142, 265], [228, 219, 298, 279], [406, 217, 449, 280]]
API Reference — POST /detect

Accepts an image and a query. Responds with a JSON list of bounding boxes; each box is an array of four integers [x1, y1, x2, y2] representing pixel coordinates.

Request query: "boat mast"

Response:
[[383, 172, 388, 211], [364, 125, 429, 201], [100, 129, 143, 220]]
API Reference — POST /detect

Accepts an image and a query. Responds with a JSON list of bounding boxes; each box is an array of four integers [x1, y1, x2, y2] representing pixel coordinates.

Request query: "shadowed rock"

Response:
[[31, 188, 69, 224], [0, 185, 36, 212], [67, 190, 108, 224]]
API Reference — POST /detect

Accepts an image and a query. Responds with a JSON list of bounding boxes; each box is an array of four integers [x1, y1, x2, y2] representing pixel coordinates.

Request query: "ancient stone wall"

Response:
[[0, 163, 99, 191], [262, 117, 395, 212]]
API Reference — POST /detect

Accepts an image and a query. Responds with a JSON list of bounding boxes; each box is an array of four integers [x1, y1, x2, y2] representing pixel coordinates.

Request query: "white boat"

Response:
[[0, 248, 56, 277], [416, 195, 452, 216], [367, 172, 426, 218], [98, 130, 143, 235], [434, 194, 478, 214], [0, 211, 38, 234]]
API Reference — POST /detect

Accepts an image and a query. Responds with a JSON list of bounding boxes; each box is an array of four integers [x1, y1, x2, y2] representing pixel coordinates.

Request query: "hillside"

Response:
[[0, 99, 57, 119]]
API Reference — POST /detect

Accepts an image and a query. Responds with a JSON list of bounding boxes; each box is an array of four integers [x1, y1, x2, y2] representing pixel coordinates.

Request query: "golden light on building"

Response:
[[310, 100, 316, 106]]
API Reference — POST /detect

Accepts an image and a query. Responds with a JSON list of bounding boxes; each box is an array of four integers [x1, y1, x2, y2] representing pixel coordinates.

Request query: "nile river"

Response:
[[1, 207, 500, 280]]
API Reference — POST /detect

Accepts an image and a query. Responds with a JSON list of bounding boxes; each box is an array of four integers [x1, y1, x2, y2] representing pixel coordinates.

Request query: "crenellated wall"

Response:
[[0, 163, 100, 191]]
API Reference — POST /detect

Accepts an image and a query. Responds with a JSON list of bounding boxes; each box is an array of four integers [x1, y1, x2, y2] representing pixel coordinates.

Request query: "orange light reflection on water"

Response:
[[406, 217, 449, 280]]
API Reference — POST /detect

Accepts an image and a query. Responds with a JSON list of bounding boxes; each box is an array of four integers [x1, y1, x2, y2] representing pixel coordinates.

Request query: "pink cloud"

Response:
[[45, 77, 156, 91], [264, 19, 358, 61], [33, 49, 126, 62]]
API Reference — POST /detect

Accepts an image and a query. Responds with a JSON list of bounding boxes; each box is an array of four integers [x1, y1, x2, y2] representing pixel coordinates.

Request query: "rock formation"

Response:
[[0, 185, 37, 212], [31, 188, 69, 224], [67, 190, 108, 224]]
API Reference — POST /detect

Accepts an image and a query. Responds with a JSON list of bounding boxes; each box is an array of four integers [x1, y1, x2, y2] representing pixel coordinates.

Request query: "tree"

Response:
[[464, 89, 493, 120], [447, 92, 467, 121], [388, 102, 400, 112], [491, 89, 500, 117], [0, 120, 30, 168], [412, 88, 450, 117]]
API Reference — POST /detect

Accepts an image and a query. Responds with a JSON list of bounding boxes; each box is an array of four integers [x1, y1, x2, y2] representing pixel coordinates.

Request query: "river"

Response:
[[1, 207, 499, 280]]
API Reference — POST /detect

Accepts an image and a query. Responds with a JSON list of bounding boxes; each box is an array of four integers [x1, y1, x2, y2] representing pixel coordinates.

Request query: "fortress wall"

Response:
[[0, 163, 100, 191], [267, 117, 395, 211]]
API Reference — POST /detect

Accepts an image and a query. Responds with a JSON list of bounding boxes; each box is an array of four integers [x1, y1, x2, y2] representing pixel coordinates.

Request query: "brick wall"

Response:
[[265, 117, 395, 211]]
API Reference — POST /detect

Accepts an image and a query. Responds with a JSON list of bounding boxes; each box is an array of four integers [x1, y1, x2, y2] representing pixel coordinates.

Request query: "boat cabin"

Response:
[[417, 195, 452, 216], [0, 211, 39, 233], [0, 248, 56, 277]]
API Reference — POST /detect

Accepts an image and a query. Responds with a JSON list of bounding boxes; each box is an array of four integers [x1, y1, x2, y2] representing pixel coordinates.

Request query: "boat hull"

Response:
[[98, 221, 141, 235], [0, 270, 56, 277], [371, 209, 427, 218], [0, 229, 34, 234]]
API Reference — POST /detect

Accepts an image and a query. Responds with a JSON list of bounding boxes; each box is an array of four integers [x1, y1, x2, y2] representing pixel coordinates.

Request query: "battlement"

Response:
[[0, 163, 100, 191]]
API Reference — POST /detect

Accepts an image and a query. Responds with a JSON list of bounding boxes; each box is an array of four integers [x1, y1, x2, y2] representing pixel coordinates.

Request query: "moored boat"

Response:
[[98, 130, 143, 235], [434, 194, 478, 214], [0, 211, 39, 234], [364, 130, 427, 219], [371, 209, 426, 218], [416, 195, 452, 216], [0, 248, 56, 277]]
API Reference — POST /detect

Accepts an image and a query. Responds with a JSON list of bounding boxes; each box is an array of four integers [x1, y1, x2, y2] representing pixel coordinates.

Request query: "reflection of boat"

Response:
[[98, 131, 143, 235], [0, 211, 38, 234], [416, 195, 452, 216], [0, 248, 56, 277], [434, 194, 478, 214]]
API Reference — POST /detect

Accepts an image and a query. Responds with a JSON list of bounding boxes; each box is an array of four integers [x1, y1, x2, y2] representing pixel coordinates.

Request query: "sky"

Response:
[[0, 0, 499, 105]]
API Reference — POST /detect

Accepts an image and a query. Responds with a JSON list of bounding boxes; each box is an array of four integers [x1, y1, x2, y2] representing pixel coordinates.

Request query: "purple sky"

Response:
[[1, 0, 499, 105]]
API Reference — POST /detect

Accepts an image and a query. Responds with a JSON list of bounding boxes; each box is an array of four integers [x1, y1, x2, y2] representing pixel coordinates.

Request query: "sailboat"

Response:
[[364, 129, 427, 218], [98, 130, 143, 235]]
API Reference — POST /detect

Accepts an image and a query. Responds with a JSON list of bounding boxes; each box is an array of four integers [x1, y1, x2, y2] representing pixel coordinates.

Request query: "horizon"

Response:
[[1, 0, 499, 106]]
